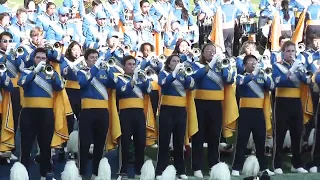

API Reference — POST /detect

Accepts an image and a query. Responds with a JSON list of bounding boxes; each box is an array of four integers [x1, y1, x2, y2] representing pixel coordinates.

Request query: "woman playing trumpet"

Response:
[[156, 54, 195, 180]]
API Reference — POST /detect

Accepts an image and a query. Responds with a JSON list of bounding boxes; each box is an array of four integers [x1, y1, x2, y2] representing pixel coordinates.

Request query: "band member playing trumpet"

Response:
[[75, 49, 116, 179], [191, 43, 235, 178], [116, 55, 152, 179], [270, 35, 291, 65], [18, 48, 64, 179], [82, 0, 103, 35], [231, 54, 275, 176], [62, 0, 85, 18], [279, 0, 295, 37], [272, 41, 309, 174], [155, 54, 195, 180], [172, 39, 199, 64]]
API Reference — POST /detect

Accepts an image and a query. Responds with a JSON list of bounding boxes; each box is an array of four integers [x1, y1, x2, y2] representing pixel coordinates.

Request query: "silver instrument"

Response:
[[179, 64, 194, 76], [145, 67, 155, 79], [44, 64, 54, 76], [191, 48, 201, 57], [216, 58, 231, 69], [0, 63, 7, 73], [261, 55, 270, 62], [123, 44, 131, 52], [297, 43, 305, 53], [101, 58, 116, 69], [44, 41, 61, 51], [10, 47, 24, 57], [159, 54, 166, 62]]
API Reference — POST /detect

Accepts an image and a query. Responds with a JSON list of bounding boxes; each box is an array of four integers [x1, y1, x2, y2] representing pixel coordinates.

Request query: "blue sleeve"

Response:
[[18, 71, 35, 88], [158, 71, 175, 88], [77, 66, 100, 88], [52, 72, 64, 91], [106, 70, 117, 89], [123, 32, 131, 45], [236, 57, 245, 74], [184, 75, 195, 90], [236, 74, 253, 85], [272, 64, 289, 86], [296, 71, 310, 84], [116, 77, 134, 95], [315, 72, 320, 84], [143, 79, 152, 94], [192, 67, 207, 81], [85, 30, 99, 49], [45, 26, 56, 41], [222, 67, 235, 84], [140, 59, 150, 70], [0, 73, 13, 92]]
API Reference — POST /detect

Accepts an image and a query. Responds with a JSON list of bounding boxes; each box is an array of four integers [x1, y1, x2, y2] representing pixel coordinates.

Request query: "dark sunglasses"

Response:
[[27, 10, 37, 13], [60, 14, 69, 17], [1, 39, 13, 43]]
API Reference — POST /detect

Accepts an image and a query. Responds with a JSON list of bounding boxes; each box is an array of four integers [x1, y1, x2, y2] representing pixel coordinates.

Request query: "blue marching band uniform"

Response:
[[0, 0, 320, 180]]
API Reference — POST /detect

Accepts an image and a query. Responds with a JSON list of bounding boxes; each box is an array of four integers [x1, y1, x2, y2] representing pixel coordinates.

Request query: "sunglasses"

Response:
[[1, 39, 13, 43], [60, 14, 69, 17], [27, 10, 37, 13]]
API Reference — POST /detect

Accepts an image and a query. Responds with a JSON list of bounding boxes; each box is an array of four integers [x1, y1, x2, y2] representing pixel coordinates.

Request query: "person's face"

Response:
[[107, 36, 119, 47], [110, 0, 118, 3], [171, 22, 180, 31], [124, 59, 136, 75], [86, 53, 98, 67], [313, 38, 320, 50], [168, 56, 181, 71], [244, 44, 256, 55], [244, 57, 258, 73], [18, 12, 27, 25], [71, 44, 81, 59], [280, 38, 290, 47], [283, 45, 296, 62], [142, 44, 152, 57], [0, 35, 12, 51], [34, 52, 47, 65], [1, 16, 10, 27], [59, 13, 69, 23], [141, 2, 150, 13], [47, 5, 56, 15], [97, 18, 106, 26], [178, 41, 189, 54], [134, 21, 142, 29], [31, 33, 44, 45], [203, 45, 216, 61]]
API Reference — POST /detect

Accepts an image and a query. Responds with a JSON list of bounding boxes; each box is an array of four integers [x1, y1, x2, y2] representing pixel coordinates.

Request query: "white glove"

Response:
[[133, 67, 140, 82], [289, 61, 300, 74], [94, 57, 104, 69], [208, 54, 221, 69], [172, 63, 183, 78], [34, 61, 46, 73], [252, 64, 260, 76]]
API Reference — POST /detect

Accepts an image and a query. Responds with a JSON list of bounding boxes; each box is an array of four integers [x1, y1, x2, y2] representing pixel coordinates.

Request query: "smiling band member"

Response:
[[18, 48, 64, 180], [231, 55, 275, 176], [73, 49, 117, 179], [155, 54, 196, 180], [116, 55, 153, 180], [272, 41, 310, 174]]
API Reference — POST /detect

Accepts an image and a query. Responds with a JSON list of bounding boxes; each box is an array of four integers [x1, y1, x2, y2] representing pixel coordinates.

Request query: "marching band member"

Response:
[[270, 35, 291, 64], [116, 55, 152, 179], [193, 0, 217, 47], [62, 0, 85, 19], [231, 54, 275, 176], [236, 40, 257, 75], [155, 54, 195, 180], [304, 35, 320, 73], [0, 12, 10, 33], [305, 0, 320, 48], [46, 7, 83, 46], [101, 0, 126, 30], [221, 0, 242, 57], [272, 40, 309, 174], [122, 0, 141, 19], [149, 0, 172, 31], [0, 56, 14, 160], [35, 2, 57, 37], [25, 0, 37, 26], [74, 48, 116, 178], [140, 42, 155, 58], [171, 0, 189, 11], [279, 0, 295, 37], [8, 8, 33, 44], [139, 0, 162, 34], [123, 15, 154, 53], [0, 0, 11, 14], [84, 11, 113, 50], [191, 43, 235, 178], [18, 47, 64, 180], [82, 0, 103, 36], [172, 39, 197, 64], [259, 0, 280, 28], [164, 20, 186, 53]]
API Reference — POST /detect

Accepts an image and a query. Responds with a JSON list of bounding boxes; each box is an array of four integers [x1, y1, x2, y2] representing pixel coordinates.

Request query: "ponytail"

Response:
[[175, 0, 189, 21]]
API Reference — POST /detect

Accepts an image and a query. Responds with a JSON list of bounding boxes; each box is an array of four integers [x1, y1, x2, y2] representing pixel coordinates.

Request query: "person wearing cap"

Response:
[[272, 40, 310, 174], [84, 11, 114, 50], [8, 8, 33, 44], [35, 2, 58, 37], [46, 7, 83, 47], [231, 54, 275, 177], [305, 0, 320, 48], [116, 55, 152, 179], [123, 15, 154, 53], [82, 0, 103, 36]]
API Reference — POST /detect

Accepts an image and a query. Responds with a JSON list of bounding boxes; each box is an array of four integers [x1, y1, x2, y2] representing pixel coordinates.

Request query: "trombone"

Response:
[[0, 63, 7, 73]]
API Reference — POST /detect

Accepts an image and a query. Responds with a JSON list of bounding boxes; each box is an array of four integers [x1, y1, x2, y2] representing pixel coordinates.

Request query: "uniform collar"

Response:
[[16, 22, 25, 27], [58, 21, 67, 26], [282, 59, 293, 66]]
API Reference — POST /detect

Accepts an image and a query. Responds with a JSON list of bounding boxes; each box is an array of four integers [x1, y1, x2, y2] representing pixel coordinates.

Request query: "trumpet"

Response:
[[216, 58, 230, 69], [179, 65, 194, 76], [297, 43, 305, 53], [0, 63, 7, 73], [191, 48, 201, 57], [145, 68, 155, 79], [10, 47, 24, 57], [44, 41, 62, 50], [101, 58, 116, 69], [124, 44, 131, 52], [159, 54, 166, 62], [261, 55, 270, 62], [260, 66, 273, 75], [44, 64, 54, 76]]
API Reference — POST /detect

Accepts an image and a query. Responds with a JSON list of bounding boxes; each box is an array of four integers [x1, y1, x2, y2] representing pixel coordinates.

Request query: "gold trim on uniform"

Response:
[[119, 98, 144, 109], [81, 98, 109, 109], [23, 97, 53, 108], [239, 98, 264, 108], [161, 95, 186, 107], [194, 89, 224, 100], [275, 88, 301, 98]]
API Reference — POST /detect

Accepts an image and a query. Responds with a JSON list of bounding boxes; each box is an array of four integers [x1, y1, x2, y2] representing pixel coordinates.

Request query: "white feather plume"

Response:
[[209, 162, 231, 180], [161, 165, 176, 180], [140, 160, 155, 180], [283, 130, 291, 148], [242, 155, 260, 176], [67, 131, 79, 153], [246, 132, 256, 150], [308, 128, 315, 147], [10, 162, 29, 180], [61, 161, 81, 180], [95, 157, 111, 180]]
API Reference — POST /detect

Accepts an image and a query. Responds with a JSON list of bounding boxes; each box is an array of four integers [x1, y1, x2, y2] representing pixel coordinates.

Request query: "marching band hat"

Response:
[[96, 11, 107, 19], [133, 15, 144, 22], [107, 31, 119, 39], [58, 7, 69, 15]]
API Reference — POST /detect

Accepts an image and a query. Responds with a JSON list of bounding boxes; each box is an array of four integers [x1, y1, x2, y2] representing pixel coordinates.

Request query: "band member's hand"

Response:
[[34, 61, 46, 74], [133, 67, 140, 82], [289, 61, 300, 74], [209, 54, 221, 69], [173, 63, 183, 78], [94, 57, 104, 69], [252, 64, 260, 76], [62, 35, 71, 44]]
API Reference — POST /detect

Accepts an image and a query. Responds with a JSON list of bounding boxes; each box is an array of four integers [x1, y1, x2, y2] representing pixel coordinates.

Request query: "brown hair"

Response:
[[281, 40, 296, 52], [239, 41, 256, 55], [199, 43, 217, 64], [30, 26, 43, 37], [164, 54, 181, 72], [65, 41, 82, 62]]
